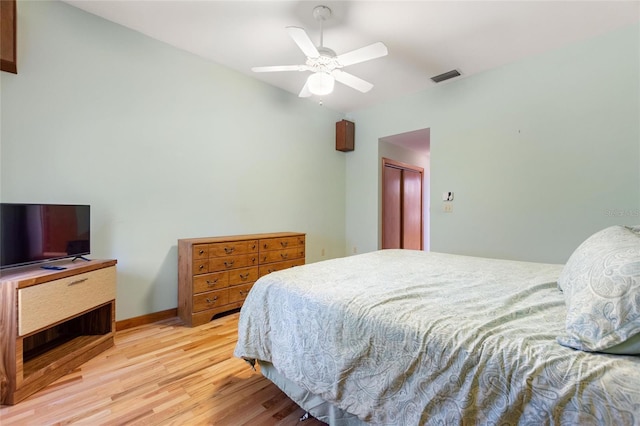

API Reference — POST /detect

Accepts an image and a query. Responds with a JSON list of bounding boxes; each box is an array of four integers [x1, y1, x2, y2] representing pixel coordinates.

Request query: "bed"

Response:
[[234, 226, 640, 425]]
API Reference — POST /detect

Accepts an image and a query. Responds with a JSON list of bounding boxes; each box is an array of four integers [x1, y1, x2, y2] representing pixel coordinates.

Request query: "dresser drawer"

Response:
[[259, 259, 305, 278], [228, 283, 253, 304], [193, 289, 229, 313], [193, 271, 229, 294], [18, 266, 116, 336], [229, 267, 258, 286], [260, 247, 305, 264], [192, 244, 209, 260], [260, 236, 305, 251], [209, 240, 258, 257], [208, 255, 259, 272], [192, 259, 209, 275]]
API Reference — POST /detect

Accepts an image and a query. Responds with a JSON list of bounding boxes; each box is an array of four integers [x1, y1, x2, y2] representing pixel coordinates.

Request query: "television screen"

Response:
[[0, 203, 90, 269]]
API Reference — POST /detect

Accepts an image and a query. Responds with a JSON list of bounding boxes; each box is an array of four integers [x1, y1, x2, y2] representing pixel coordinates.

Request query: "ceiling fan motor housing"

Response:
[[312, 5, 332, 22]]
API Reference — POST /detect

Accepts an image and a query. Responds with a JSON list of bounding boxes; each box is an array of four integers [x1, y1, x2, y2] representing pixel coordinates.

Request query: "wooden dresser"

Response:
[[0, 259, 117, 405], [178, 232, 305, 327]]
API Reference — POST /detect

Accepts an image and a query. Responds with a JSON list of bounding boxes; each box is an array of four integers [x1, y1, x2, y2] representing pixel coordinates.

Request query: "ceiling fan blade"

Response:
[[252, 65, 306, 72], [336, 42, 388, 67], [298, 81, 312, 98], [332, 70, 374, 93], [286, 26, 320, 58]]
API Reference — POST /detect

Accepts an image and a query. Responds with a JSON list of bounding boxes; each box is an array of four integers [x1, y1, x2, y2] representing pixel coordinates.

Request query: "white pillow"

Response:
[[557, 225, 640, 354]]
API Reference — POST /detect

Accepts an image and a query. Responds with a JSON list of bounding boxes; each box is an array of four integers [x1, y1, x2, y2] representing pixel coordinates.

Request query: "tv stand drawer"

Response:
[[18, 266, 116, 336]]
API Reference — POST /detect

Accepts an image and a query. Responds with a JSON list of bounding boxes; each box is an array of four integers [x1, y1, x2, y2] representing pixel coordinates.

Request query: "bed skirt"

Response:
[[259, 360, 366, 426]]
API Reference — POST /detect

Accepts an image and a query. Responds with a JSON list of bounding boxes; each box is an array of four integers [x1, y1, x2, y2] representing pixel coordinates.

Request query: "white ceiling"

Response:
[[62, 1, 639, 113]]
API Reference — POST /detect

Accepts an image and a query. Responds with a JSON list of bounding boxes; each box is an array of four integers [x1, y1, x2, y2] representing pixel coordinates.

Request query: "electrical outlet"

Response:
[[443, 203, 453, 213], [352, 246, 358, 254]]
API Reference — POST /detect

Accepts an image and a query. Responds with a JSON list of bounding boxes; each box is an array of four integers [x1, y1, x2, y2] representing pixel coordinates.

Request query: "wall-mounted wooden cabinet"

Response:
[[336, 120, 355, 152], [1, 0, 17, 74]]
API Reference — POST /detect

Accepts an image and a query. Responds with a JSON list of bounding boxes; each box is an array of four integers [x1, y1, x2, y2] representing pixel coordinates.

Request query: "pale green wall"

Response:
[[2, 2, 639, 320], [347, 23, 640, 264], [0, 0, 346, 320]]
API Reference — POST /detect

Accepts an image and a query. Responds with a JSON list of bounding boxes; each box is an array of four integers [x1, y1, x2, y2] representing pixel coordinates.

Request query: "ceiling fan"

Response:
[[252, 5, 388, 98]]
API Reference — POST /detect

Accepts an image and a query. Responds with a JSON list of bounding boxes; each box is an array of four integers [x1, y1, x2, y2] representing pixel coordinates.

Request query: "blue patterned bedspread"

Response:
[[234, 250, 640, 425]]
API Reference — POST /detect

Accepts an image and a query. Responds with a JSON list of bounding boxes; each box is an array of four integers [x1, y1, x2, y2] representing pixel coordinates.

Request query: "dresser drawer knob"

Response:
[[280, 241, 288, 248], [206, 296, 218, 304], [224, 247, 235, 254], [239, 290, 248, 296], [239, 273, 250, 280], [281, 253, 288, 259], [206, 279, 219, 287], [199, 249, 205, 255], [199, 265, 205, 270], [224, 260, 235, 268], [68, 278, 89, 286]]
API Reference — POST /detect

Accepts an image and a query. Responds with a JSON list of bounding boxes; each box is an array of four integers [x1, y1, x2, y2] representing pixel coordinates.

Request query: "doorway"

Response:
[[382, 158, 424, 250], [378, 128, 430, 250]]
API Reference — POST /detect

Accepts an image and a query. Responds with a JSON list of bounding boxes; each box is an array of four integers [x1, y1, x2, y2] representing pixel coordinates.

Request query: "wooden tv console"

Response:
[[0, 259, 117, 405]]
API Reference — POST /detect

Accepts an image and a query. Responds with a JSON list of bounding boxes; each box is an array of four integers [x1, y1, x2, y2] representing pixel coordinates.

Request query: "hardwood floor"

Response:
[[0, 313, 326, 425]]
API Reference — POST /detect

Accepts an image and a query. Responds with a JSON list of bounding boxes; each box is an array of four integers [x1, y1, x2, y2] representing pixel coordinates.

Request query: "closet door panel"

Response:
[[402, 169, 422, 250], [382, 166, 402, 249]]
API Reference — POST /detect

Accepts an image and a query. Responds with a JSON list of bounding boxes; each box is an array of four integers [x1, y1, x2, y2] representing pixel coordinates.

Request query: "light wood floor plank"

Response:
[[0, 313, 325, 426]]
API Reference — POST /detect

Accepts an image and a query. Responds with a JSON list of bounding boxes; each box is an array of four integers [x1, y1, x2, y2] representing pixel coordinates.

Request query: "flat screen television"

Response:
[[0, 203, 90, 269]]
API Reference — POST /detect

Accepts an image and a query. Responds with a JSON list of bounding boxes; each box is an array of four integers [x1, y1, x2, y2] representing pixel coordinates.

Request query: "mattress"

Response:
[[234, 250, 640, 425]]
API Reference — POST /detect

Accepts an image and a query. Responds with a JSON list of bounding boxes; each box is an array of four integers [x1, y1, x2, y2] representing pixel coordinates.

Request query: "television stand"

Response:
[[72, 255, 91, 262], [0, 259, 117, 405]]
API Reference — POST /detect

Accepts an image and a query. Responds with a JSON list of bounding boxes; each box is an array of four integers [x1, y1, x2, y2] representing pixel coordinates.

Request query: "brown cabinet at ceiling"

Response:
[[336, 119, 355, 152], [1, 0, 17, 74]]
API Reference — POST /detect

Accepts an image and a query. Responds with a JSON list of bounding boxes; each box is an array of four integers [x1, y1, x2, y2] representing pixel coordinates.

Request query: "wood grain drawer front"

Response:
[[193, 290, 229, 312], [228, 283, 253, 304], [192, 245, 209, 260], [209, 240, 258, 257], [261, 236, 305, 252], [193, 272, 229, 294], [260, 247, 305, 264], [208, 255, 258, 272], [258, 259, 304, 278], [18, 266, 116, 336], [192, 259, 210, 275], [229, 267, 258, 286], [259, 259, 305, 278]]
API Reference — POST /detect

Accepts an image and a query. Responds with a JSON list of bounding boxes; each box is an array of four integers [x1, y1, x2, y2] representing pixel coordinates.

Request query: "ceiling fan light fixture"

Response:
[[307, 72, 334, 96], [252, 4, 387, 99]]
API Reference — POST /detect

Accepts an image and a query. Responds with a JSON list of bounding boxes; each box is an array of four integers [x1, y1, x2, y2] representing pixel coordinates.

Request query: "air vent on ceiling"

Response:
[[431, 69, 461, 83]]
